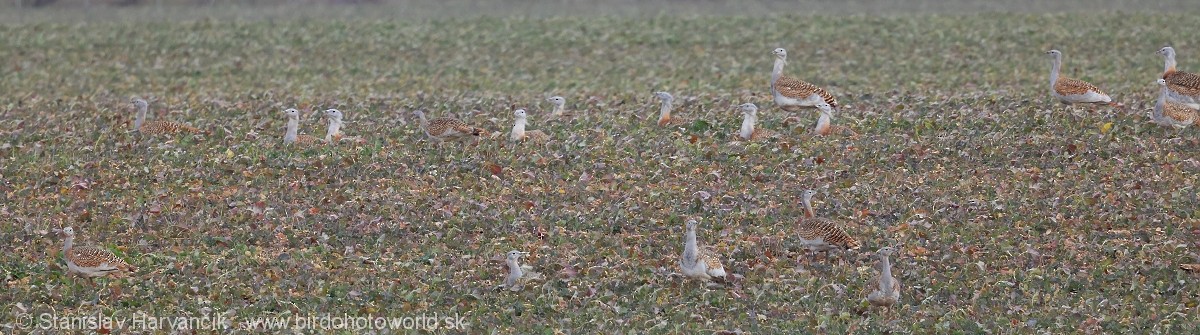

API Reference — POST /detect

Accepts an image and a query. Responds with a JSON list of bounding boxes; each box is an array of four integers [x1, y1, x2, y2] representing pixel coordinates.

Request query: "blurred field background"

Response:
[[4, 0, 1200, 21], [2, 0, 1200, 334]]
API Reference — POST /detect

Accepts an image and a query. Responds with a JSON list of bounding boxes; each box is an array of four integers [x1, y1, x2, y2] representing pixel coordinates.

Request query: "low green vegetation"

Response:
[[1, 6, 1198, 334]]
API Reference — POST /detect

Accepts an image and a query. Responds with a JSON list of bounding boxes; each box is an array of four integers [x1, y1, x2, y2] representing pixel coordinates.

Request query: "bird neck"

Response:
[[63, 234, 74, 254], [740, 114, 756, 140], [802, 198, 816, 218], [658, 100, 672, 122], [772, 58, 786, 84], [285, 118, 299, 142], [1049, 55, 1061, 87], [416, 113, 429, 130], [1154, 85, 1168, 122], [511, 118, 527, 140], [1164, 53, 1177, 74], [507, 258, 523, 278], [683, 229, 699, 260], [325, 118, 342, 142], [879, 254, 894, 292], [814, 113, 831, 134], [134, 104, 148, 129]]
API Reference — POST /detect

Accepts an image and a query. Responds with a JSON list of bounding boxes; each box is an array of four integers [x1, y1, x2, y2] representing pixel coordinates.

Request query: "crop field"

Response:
[[2, 2, 1200, 334]]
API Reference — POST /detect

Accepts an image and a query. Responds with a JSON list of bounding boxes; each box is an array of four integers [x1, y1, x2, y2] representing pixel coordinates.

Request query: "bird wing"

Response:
[[1163, 103, 1198, 124], [525, 130, 551, 143], [295, 134, 320, 145], [833, 125, 859, 137], [426, 118, 455, 137], [440, 118, 485, 136], [1054, 77, 1108, 98], [700, 247, 726, 277], [69, 246, 135, 271], [142, 121, 205, 135], [750, 128, 778, 141], [774, 75, 838, 107], [798, 217, 860, 249], [1165, 70, 1200, 96]]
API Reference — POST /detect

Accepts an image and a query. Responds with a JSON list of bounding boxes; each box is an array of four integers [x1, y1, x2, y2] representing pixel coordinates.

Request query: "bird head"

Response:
[[738, 103, 758, 116], [653, 91, 674, 103]]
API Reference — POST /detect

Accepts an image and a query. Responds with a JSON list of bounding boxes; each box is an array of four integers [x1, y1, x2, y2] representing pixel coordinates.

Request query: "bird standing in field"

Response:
[[1044, 50, 1114, 111], [1155, 46, 1200, 109], [130, 98, 207, 135], [810, 102, 858, 137], [679, 219, 727, 283], [1152, 78, 1197, 129], [500, 250, 542, 292], [770, 48, 838, 112], [61, 227, 137, 286], [283, 108, 321, 145], [546, 96, 568, 117], [736, 103, 778, 141], [653, 92, 689, 127], [510, 109, 550, 143], [323, 109, 365, 145], [412, 110, 487, 144], [796, 189, 861, 265], [865, 246, 901, 311]]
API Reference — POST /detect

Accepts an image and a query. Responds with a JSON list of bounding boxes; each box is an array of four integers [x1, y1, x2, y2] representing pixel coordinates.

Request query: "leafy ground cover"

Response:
[[1, 6, 1199, 334]]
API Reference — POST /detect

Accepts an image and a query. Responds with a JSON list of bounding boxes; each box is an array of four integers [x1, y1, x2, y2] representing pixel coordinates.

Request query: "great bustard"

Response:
[[795, 189, 861, 265], [500, 250, 542, 292], [770, 47, 838, 112], [546, 96, 568, 117], [130, 98, 207, 135], [322, 109, 365, 145], [1156, 46, 1200, 109], [811, 102, 858, 137], [283, 108, 321, 145], [736, 103, 778, 141], [1044, 50, 1114, 111], [865, 246, 901, 310], [510, 109, 551, 143], [653, 92, 689, 127], [412, 110, 487, 144], [61, 227, 137, 286], [679, 219, 727, 283], [1152, 78, 1197, 129]]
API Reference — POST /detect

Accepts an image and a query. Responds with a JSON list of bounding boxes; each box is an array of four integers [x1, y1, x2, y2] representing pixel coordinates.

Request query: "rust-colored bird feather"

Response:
[[293, 134, 320, 145], [774, 75, 839, 108], [1053, 77, 1108, 97], [1162, 104, 1198, 125], [1164, 70, 1200, 97], [61, 227, 136, 281], [797, 217, 861, 250], [414, 110, 486, 142], [67, 246, 137, 273], [139, 120, 206, 135]]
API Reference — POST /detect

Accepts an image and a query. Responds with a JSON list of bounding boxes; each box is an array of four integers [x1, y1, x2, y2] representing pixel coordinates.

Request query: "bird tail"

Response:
[[845, 238, 863, 250], [180, 124, 207, 135], [117, 262, 138, 274]]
